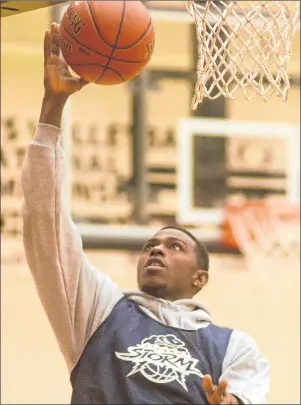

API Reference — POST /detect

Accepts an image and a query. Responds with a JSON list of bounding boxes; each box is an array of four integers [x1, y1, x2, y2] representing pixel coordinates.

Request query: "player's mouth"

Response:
[[144, 258, 166, 271]]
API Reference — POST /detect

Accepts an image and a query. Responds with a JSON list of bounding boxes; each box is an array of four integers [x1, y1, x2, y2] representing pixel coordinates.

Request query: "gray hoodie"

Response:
[[21, 124, 270, 404]]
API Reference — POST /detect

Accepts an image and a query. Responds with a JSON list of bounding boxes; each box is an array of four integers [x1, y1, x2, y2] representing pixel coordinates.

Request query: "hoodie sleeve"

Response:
[[220, 330, 270, 404], [21, 123, 124, 373]]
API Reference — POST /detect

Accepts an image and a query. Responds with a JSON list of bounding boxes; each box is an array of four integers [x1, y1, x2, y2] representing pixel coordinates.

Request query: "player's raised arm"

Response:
[[21, 23, 123, 373]]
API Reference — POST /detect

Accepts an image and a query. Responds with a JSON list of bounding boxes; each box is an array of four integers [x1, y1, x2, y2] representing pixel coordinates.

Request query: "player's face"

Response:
[[137, 229, 204, 301]]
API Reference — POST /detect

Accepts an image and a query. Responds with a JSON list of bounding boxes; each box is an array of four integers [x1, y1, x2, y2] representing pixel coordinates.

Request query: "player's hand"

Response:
[[44, 22, 88, 98], [203, 375, 240, 404]]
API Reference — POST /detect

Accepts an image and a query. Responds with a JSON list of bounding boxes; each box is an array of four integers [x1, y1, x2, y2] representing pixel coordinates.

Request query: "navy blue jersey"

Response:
[[71, 297, 232, 404]]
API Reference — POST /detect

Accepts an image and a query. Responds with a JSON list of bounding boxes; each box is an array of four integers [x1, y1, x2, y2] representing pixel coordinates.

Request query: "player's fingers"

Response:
[[44, 29, 51, 64], [78, 78, 89, 88], [47, 54, 60, 66], [203, 375, 215, 396], [65, 77, 89, 93], [215, 380, 228, 402], [218, 380, 228, 395], [51, 22, 61, 36], [50, 23, 61, 57]]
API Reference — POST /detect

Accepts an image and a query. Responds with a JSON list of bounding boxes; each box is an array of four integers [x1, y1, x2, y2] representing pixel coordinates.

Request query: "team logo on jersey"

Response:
[[115, 334, 204, 391]]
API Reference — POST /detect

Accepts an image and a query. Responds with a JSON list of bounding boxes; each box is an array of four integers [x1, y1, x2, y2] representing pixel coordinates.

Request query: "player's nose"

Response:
[[150, 245, 165, 257]]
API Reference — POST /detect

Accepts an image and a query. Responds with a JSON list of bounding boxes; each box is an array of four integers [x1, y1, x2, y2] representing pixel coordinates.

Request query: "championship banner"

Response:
[[0, 1, 68, 17]]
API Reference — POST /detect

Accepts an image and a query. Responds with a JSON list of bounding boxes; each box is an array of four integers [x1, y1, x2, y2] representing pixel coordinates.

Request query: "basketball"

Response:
[[59, 1, 155, 85]]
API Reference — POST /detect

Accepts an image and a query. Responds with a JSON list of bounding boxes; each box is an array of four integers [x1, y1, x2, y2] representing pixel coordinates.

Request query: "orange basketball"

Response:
[[59, 1, 155, 85]]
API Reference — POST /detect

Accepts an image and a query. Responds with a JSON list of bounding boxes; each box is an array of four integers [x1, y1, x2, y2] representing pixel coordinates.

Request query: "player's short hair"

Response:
[[160, 226, 210, 271]]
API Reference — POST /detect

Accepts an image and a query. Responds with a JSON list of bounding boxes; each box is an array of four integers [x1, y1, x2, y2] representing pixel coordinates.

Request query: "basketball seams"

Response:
[[93, 0, 127, 82], [61, 22, 145, 64], [87, 1, 115, 48], [89, 0, 152, 51], [60, 1, 155, 85], [119, 18, 152, 50], [69, 63, 126, 81]]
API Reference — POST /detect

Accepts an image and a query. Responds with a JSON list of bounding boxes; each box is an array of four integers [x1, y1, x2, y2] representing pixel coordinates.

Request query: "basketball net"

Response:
[[184, 1, 300, 109], [225, 198, 300, 284]]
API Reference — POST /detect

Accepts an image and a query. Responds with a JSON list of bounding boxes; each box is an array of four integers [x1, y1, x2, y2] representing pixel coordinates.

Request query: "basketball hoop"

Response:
[[223, 198, 300, 275], [184, 1, 300, 109]]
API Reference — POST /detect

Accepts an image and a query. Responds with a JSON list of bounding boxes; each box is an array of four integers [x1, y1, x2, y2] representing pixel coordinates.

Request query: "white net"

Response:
[[184, 1, 300, 109]]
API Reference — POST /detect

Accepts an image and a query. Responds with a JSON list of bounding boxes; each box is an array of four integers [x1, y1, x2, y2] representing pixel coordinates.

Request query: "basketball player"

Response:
[[21, 23, 269, 404]]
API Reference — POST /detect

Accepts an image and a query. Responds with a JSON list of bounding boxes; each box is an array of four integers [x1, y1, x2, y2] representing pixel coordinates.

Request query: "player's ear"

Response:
[[192, 270, 208, 290]]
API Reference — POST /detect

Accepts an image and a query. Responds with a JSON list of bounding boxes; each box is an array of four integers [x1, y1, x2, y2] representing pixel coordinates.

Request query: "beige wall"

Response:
[[1, 6, 300, 405]]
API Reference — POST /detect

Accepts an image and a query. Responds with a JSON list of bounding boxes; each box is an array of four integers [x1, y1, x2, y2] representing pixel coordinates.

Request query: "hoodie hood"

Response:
[[123, 289, 212, 330]]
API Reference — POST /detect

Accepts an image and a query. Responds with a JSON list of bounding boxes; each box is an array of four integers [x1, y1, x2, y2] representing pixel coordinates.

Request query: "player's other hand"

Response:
[[203, 375, 240, 404], [44, 23, 88, 99]]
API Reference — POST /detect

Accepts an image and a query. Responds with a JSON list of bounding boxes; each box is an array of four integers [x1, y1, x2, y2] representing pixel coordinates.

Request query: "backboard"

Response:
[[177, 118, 300, 226]]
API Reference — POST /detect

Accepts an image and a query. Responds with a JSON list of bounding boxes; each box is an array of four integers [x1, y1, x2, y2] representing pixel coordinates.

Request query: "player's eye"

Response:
[[169, 243, 183, 251], [143, 243, 154, 252]]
